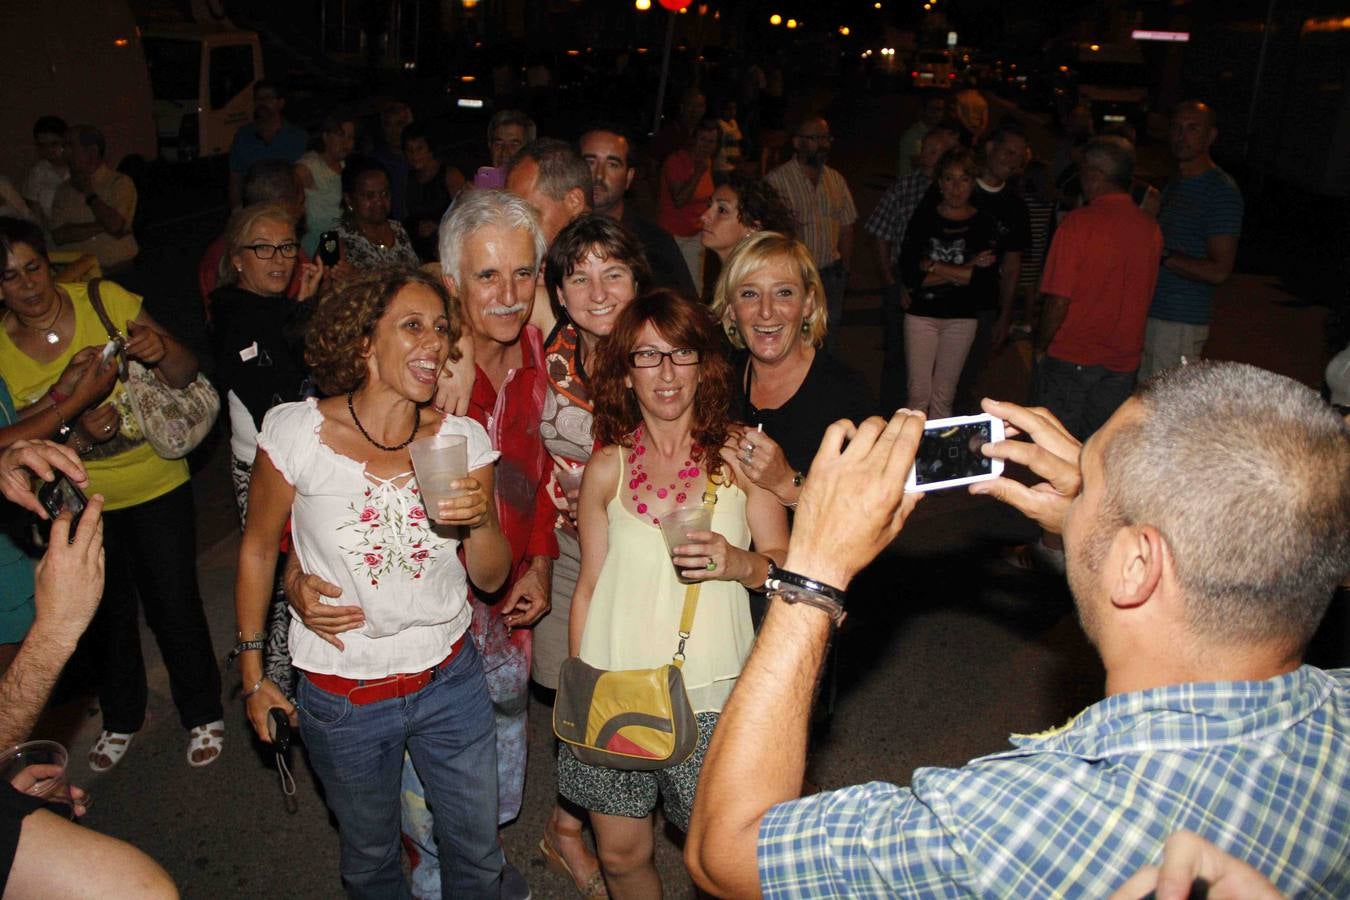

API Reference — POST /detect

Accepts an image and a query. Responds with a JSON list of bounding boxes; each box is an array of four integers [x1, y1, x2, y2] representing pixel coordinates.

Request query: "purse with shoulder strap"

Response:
[[553, 473, 718, 771], [87, 278, 219, 459]]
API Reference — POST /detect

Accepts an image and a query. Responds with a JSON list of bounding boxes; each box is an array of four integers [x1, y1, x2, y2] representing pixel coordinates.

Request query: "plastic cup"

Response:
[[1, 740, 76, 817], [554, 464, 585, 496], [659, 505, 714, 578], [409, 434, 469, 517]]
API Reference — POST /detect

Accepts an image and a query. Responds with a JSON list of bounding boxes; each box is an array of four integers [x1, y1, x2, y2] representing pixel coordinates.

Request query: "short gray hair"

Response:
[[1101, 361, 1350, 651], [487, 109, 536, 146], [438, 189, 547, 283], [1082, 137, 1135, 189]]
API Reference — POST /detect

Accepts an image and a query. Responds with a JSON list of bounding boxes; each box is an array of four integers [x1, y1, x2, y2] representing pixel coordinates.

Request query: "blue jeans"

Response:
[[1031, 355, 1137, 441], [295, 639, 504, 899]]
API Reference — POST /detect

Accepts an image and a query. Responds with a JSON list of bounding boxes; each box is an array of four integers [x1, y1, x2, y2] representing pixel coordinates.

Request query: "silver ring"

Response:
[[103, 424, 113, 433]]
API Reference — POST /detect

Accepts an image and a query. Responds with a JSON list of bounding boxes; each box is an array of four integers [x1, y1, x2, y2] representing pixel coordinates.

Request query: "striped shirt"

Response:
[[766, 159, 857, 269], [1149, 166, 1243, 325], [758, 665, 1350, 898]]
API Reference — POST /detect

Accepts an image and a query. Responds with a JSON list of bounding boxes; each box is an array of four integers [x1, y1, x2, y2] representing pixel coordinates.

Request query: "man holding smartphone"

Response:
[[685, 362, 1350, 897]]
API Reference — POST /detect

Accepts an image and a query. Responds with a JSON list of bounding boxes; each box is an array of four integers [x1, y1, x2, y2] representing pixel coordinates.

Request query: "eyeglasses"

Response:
[[629, 348, 700, 368], [0, 260, 46, 284], [242, 242, 299, 260]]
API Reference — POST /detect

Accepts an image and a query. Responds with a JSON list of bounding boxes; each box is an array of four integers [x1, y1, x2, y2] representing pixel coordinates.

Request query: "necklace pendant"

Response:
[[43, 330, 59, 345]]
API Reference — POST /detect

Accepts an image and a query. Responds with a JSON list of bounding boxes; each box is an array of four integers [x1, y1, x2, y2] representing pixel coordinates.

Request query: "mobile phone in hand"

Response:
[[905, 413, 1005, 493], [37, 475, 88, 542], [316, 231, 341, 267]]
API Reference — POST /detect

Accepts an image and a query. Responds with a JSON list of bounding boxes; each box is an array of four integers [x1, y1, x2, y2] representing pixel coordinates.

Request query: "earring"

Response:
[[801, 320, 810, 335]]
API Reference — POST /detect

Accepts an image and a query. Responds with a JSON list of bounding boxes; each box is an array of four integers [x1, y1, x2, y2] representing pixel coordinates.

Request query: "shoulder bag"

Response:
[[87, 279, 219, 459], [553, 473, 718, 771]]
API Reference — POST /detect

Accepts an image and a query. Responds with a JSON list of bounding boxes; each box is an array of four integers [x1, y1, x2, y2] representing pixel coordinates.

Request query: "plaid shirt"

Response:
[[758, 665, 1350, 898], [864, 171, 932, 266]]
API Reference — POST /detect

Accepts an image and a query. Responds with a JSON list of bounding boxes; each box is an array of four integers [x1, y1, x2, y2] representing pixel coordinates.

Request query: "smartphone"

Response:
[[473, 166, 505, 189], [37, 475, 88, 541], [316, 231, 341, 267], [905, 413, 1005, 493]]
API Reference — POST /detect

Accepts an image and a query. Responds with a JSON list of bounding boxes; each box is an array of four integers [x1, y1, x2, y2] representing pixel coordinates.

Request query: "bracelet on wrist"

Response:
[[768, 587, 846, 627], [227, 639, 266, 666], [765, 567, 846, 605], [241, 678, 266, 699]]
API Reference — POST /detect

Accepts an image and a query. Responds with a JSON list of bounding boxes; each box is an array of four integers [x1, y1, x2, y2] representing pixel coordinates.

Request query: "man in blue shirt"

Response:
[[227, 81, 308, 209], [1140, 101, 1243, 379], [685, 362, 1350, 898]]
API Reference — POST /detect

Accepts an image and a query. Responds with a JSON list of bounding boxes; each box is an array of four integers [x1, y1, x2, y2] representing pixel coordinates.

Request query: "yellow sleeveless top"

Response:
[[0, 281, 188, 510], [578, 457, 755, 713]]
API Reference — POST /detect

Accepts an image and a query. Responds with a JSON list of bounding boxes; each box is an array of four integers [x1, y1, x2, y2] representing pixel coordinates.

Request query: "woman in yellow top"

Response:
[[0, 216, 223, 772], [561, 289, 788, 898]]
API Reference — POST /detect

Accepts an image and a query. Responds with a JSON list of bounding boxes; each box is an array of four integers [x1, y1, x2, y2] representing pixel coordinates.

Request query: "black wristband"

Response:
[[227, 639, 265, 666], [764, 568, 846, 605]]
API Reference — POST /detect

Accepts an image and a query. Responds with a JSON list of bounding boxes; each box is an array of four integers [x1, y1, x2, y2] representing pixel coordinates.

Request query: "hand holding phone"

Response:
[[37, 476, 88, 542], [905, 413, 1005, 493]]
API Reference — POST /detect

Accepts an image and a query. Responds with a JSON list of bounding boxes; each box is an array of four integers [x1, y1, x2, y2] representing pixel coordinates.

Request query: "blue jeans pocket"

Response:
[[295, 676, 353, 728]]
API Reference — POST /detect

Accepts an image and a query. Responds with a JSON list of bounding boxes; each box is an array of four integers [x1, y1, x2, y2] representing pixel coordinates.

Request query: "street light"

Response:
[[786, 18, 797, 29], [635, 0, 651, 8], [770, 13, 781, 25], [839, 26, 850, 36]]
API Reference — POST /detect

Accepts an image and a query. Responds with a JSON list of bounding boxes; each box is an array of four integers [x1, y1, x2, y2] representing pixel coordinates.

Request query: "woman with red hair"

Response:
[[559, 289, 787, 898]]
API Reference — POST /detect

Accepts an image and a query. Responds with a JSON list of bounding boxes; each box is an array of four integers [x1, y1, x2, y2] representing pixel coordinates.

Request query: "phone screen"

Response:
[[913, 421, 995, 487]]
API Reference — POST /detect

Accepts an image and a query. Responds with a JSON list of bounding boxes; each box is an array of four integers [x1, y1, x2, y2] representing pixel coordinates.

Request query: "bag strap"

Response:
[[672, 470, 721, 669], [85, 278, 122, 342]]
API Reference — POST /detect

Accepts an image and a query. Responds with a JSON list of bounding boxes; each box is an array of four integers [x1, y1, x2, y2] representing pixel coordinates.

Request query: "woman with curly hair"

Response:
[[559, 289, 787, 898], [698, 171, 796, 267], [233, 267, 518, 895]]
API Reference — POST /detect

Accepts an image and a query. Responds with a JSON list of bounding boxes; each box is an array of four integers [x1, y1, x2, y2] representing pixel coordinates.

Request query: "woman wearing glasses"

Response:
[[559, 289, 787, 898], [212, 202, 325, 695], [0, 215, 222, 772]]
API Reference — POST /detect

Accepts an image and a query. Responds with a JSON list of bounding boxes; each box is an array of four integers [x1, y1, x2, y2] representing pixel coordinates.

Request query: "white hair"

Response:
[[438, 189, 547, 284]]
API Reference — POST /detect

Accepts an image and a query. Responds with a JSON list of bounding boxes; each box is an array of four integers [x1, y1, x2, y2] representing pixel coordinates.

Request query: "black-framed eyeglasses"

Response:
[[629, 348, 700, 368], [0, 259, 47, 284], [242, 242, 299, 260]]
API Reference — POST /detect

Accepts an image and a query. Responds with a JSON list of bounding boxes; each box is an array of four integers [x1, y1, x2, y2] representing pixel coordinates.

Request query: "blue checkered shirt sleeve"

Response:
[[758, 781, 974, 898], [864, 173, 930, 264]]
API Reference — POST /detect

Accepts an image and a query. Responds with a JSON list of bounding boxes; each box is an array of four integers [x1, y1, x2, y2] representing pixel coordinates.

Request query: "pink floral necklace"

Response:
[[627, 424, 701, 526]]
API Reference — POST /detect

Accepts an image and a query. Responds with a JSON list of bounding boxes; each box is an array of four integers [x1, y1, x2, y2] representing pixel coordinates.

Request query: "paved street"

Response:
[[30, 86, 1344, 899]]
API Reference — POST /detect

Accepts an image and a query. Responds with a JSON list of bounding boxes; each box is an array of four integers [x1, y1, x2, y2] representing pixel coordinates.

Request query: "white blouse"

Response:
[[257, 400, 499, 678]]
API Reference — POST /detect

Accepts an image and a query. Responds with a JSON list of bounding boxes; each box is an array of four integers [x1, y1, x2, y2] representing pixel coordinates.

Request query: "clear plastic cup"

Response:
[[659, 505, 714, 579], [2, 740, 76, 817], [409, 434, 469, 517]]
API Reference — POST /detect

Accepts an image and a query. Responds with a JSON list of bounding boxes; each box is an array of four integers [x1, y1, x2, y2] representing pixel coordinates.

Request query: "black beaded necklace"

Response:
[[347, 391, 419, 451]]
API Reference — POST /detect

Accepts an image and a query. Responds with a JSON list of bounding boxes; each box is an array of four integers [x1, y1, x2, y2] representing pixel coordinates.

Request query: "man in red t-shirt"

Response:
[[1033, 137, 1162, 439]]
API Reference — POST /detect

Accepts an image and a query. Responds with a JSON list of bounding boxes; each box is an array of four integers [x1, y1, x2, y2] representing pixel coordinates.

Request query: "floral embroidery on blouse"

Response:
[[337, 476, 443, 586]]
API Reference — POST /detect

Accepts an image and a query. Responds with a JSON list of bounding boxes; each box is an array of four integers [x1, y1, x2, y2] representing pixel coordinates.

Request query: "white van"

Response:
[[141, 25, 263, 162]]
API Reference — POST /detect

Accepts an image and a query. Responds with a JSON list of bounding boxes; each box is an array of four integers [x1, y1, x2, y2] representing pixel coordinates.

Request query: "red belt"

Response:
[[302, 633, 467, 705]]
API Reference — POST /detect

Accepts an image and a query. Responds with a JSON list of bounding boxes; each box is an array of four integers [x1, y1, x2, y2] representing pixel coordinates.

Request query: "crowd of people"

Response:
[[0, 73, 1346, 900]]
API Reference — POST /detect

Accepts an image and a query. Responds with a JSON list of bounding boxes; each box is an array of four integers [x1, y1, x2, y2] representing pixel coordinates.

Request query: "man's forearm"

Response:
[[0, 630, 79, 748], [50, 223, 104, 245], [1164, 252, 1230, 286], [686, 595, 832, 898]]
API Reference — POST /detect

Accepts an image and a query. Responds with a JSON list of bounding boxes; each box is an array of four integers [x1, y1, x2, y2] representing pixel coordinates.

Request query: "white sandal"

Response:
[[88, 731, 136, 773], [187, 720, 225, 768]]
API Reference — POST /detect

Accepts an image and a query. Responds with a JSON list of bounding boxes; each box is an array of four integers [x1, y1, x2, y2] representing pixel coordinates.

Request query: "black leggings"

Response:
[[80, 482, 222, 733]]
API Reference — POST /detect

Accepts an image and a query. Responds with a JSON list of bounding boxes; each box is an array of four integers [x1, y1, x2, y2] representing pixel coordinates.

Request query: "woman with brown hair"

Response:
[[234, 267, 516, 895], [558, 289, 787, 898]]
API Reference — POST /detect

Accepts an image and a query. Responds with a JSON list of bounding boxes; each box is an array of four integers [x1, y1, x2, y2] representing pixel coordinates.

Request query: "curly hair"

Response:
[[717, 171, 797, 238], [304, 267, 462, 396], [590, 289, 733, 476], [543, 213, 653, 322]]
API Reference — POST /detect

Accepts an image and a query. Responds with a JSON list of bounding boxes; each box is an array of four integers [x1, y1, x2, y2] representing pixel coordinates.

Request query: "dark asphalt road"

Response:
[[31, 84, 1346, 899]]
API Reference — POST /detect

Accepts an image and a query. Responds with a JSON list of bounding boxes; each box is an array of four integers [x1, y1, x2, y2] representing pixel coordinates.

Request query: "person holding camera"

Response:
[[686, 362, 1350, 897]]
